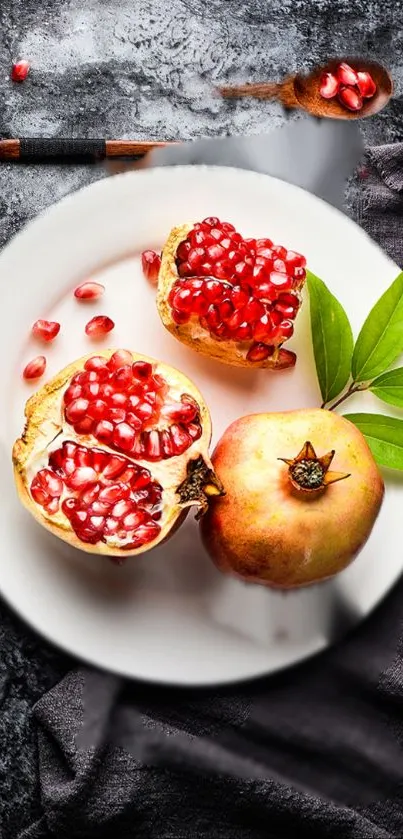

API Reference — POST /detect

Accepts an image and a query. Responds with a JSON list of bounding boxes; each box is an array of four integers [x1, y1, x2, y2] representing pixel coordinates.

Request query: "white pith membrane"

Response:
[[156, 220, 306, 369], [13, 350, 219, 559]]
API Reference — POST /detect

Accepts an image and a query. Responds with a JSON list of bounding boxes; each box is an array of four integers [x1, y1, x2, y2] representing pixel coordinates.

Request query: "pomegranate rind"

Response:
[[13, 349, 214, 558], [157, 224, 297, 370], [200, 409, 384, 589]]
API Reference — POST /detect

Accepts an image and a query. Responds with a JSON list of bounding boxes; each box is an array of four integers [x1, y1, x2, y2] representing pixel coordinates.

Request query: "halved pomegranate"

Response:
[[155, 217, 306, 368], [13, 349, 222, 559]]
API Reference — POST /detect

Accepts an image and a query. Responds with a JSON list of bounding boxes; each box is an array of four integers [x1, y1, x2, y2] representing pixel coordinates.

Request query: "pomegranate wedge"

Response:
[[156, 217, 306, 369], [13, 350, 222, 560]]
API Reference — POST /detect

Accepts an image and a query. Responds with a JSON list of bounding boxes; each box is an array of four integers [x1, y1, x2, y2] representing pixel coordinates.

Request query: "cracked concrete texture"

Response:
[[0, 1, 401, 837]]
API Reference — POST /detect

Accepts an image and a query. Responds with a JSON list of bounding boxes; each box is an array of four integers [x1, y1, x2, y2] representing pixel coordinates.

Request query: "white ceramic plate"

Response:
[[0, 166, 401, 687]]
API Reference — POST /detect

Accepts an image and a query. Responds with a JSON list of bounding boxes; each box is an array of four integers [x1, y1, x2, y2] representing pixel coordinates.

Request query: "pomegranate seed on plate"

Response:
[[141, 250, 161, 283], [32, 319, 60, 342], [23, 355, 46, 380], [74, 282, 105, 300], [319, 72, 339, 99], [356, 71, 377, 99], [336, 62, 359, 86], [11, 60, 30, 82], [85, 315, 115, 337], [338, 86, 363, 112]]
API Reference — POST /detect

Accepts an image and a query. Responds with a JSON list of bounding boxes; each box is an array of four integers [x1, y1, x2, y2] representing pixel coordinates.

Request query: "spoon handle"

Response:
[[219, 82, 282, 100]]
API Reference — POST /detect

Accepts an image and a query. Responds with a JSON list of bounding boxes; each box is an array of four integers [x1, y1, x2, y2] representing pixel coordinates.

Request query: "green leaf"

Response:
[[351, 272, 403, 382], [344, 412, 403, 469], [369, 368, 403, 407], [307, 271, 354, 404]]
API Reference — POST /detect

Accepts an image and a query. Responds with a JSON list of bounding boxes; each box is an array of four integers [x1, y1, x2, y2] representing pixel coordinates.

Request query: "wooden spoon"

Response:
[[219, 57, 393, 120]]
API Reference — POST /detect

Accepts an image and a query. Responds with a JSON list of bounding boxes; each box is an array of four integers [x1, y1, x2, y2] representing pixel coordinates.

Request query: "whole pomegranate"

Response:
[[201, 409, 384, 588], [156, 216, 306, 368], [13, 349, 222, 559]]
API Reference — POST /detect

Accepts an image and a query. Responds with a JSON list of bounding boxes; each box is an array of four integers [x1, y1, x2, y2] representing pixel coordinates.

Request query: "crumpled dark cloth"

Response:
[[20, 135, 403, 839]]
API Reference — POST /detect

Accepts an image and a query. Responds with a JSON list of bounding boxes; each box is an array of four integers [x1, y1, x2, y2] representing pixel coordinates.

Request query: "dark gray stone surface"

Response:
[[0, 2, 401, 837]]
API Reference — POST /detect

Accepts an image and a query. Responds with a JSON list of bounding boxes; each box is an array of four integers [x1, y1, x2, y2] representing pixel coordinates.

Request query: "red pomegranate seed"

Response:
[[141, 250, 161, 283], [65, 397, 89, 423], [253, 281, 272, 299], [243, 298, 265, 322], [46, 497, 60, 515], [247, 343, 271, 362], [160, 429, 174, 458], [74, 417, 94, 435], [356, 71, 377, 99], [177, 240, 192, 258], [285, 251, 306, 270], [170, 424, 192, 454], [234, 261, 252, 281], [188, 247, 206, 270], [94, 419, 114, 442], [319, 71, 339, 99], [162, 401, 198, 422], [178, 261, 192, 277], [192, 292, 209, 315], [202, 216, 220, 227], [113, 422, 136, 452], [109, 349, 133, 370], [203, 279, 226, 302], [200, 262, 214, 276], [219, 299, 234, 320], [173, 287, 194, 312], [337, 62, 359, 87], [269, 272, 293, 294], [132, 361, 152, 380], [74, 282, 105, 300], [85, 315, 114, 338], [172, 309, 190, 324], [272, 245, 287, 259], [63, 384, 82, 404], [84, 356, 109, 375], [236, 322, 252, 341], [279, 319, 294, 339], [256, 238, 273, 249], [32, 319, 60, 343], [67, 466, 97, 490], [226, 309, 244, 331], [23, 356, 46, 380], [112, 499, 133, 519], [11, 60, 30, 82], [88, 399, 108, 419], [253, 315, 273, 341], [338, 85, 363, 112], [144, 430, 161, 460]]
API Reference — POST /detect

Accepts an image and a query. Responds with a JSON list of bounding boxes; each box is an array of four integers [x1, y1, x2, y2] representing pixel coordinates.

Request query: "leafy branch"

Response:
[[307, 270, 403, 470]]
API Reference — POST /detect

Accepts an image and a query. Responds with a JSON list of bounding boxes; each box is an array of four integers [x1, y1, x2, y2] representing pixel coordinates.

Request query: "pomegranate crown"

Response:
[[279, 441, 350, 494]]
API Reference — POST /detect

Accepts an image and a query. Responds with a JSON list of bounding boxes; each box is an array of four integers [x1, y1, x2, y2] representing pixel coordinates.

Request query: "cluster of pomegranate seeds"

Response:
[[63, 350, 202, 459], [142, 250, 161, 284], [32, 319, 61, 343], [170, 217, 305, 361], [319, 63, 377, 112], [23, 356, 47, 380], [11, 60, 30, 82], [30, 441, 162, 548]]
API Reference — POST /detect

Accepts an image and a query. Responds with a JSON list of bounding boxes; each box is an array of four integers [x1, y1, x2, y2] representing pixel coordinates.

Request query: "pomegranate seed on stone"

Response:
[[356, 71, 377, 99], [11, 60, 30, 82], [74, 282, 105, 300], [338, 86, 363, 112], [337, 62, 359, 87], [23, 356, 46, 380], [85, 315, 115, 338], [141, 250, 161, 283], [319, 71, 339, 99], [32, 319, 60, 343]]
